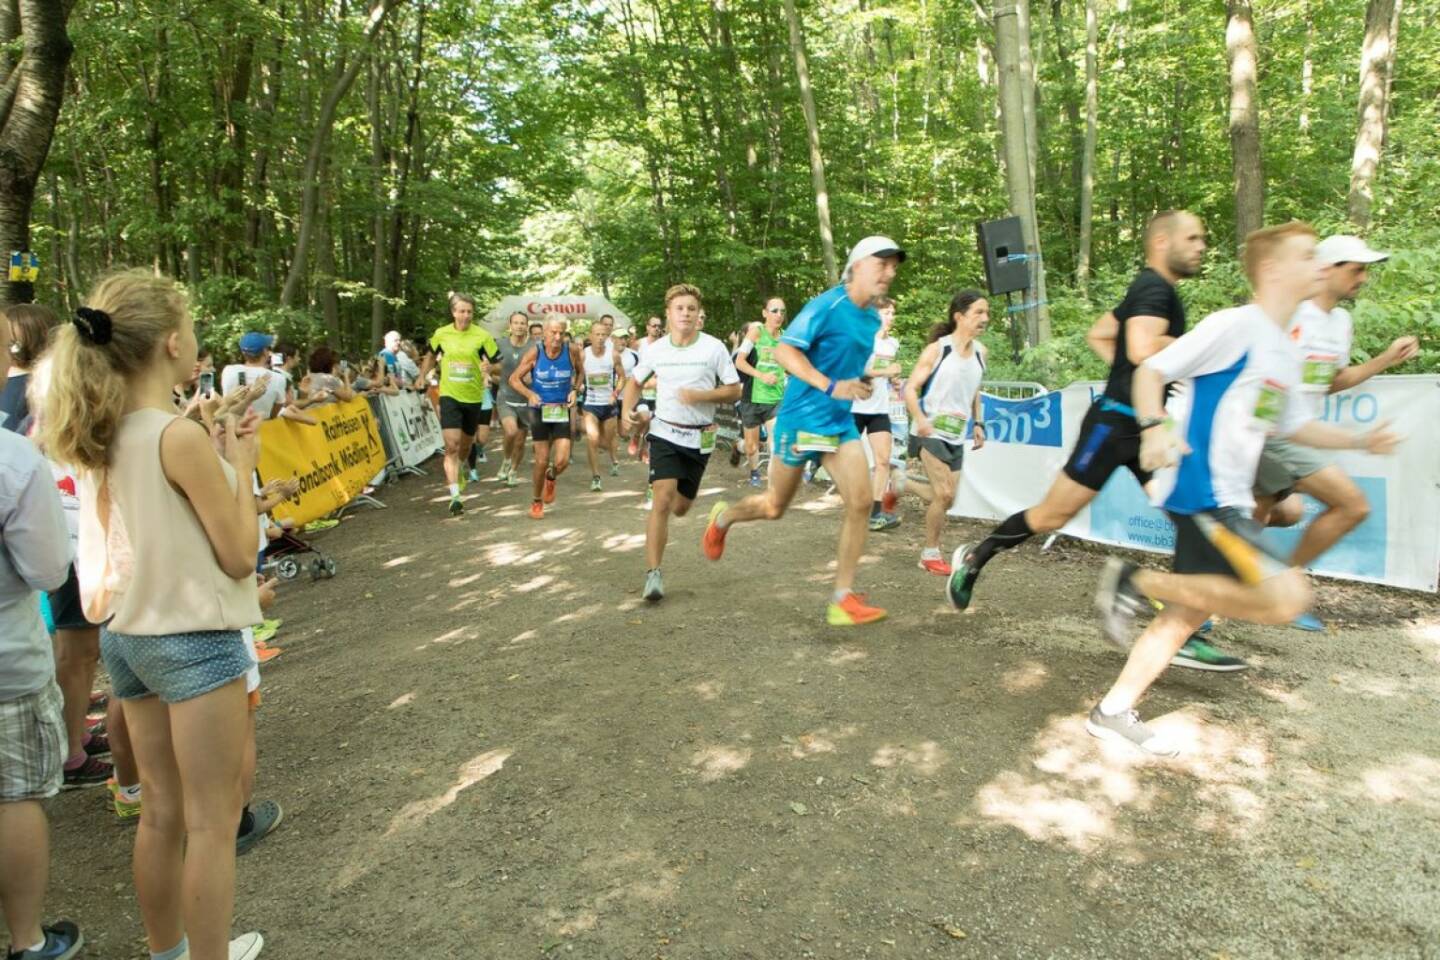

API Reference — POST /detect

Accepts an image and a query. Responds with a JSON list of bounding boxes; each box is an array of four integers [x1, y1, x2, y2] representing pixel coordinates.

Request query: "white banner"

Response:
[[377, 391, 443, 469], [482, 295, 635, 335], [948, 375, 1440, 593]]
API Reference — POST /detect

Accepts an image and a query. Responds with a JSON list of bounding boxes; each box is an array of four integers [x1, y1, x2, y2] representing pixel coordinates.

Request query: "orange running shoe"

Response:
[[701, 501, 729, 561], [529, 500, 544, 520], [918, 555, 953, 576], [543, 470, 557, 504], [254, 643, 282, 664], [826, 592, 887, 626], [881, 489, 898, 514]]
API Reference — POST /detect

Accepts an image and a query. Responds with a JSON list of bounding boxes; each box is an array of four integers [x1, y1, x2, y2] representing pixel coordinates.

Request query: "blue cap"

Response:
[[239, 332, 275, 355]]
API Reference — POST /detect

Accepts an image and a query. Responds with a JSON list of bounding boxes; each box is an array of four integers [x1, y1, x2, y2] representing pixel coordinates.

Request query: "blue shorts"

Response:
[[773, 418, 862, 469], [101, 628, 254, 704], [582, 403, 616, 422]]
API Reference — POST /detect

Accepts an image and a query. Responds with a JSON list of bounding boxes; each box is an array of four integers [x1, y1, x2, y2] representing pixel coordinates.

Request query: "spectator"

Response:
[[303, 346, 356, 405], [1, 303, 58, 434], [219, 332, 287, 420], [0, 317, 84, 960], [40, 270, 267, 960], [380, 330, 403, 376]]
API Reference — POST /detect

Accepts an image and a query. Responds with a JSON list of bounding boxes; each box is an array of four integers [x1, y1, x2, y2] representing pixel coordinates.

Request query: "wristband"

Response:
[[824, 380, 836, 397], [1137, 416, 1167, 431]]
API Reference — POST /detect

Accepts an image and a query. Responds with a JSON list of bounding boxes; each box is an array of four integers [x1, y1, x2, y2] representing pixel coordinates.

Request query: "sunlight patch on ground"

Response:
[[786, 725, 860, 760], [385, 749, 512, 837], [1359, 754, 1440, 809], [387, 692, 415, 709], [415, 626, 472, 651], [555, 603, 603, 624], [871, 740, 946, 776], [1000, 660, 1049, 694], [1406, 620, 1440, 663], [602, 532, 647, 552], [691, 745, 752, 782], [826, 647, 867, 665], [796, 496, 841, 513], [383, 555, 415, 568], [516, 574, 556, 593], [538, 527, 577, 542], [447, 571, 483, 587], [693, 680, 724, 701], [1248, 678, 1314, 712], [501, 628, 537, 649]]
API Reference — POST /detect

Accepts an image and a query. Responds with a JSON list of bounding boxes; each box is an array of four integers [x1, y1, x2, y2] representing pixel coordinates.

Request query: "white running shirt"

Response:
[[918, 339, 984, 443], [631, 333, 739, 450], [220, 364, 290, 420], [1287, 299, 1353, 418], [582, 341, 617, 406], [852, 334, 900, 415], [1144, 304, 1310, 515]]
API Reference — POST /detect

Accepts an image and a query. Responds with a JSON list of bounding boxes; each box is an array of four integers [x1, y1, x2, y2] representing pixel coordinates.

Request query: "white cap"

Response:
[[843, 235, 907, 279], [1316, 235, 1388, 265]]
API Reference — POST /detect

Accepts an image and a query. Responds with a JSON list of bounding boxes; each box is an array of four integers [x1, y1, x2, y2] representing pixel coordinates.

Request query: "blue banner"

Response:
[[979, 391, 1063, 447]]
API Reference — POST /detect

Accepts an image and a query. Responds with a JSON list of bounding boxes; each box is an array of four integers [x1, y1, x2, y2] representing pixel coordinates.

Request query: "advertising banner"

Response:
[[257, 397, 388, 526], [375, 391, 443, 469]]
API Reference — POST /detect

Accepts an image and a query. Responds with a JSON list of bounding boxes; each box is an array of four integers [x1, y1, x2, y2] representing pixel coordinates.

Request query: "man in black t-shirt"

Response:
[[946, 211, 1241, 669]]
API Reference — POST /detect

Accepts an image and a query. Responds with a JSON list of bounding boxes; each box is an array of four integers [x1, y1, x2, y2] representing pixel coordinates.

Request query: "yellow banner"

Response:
[[256, 397, 387, 526]]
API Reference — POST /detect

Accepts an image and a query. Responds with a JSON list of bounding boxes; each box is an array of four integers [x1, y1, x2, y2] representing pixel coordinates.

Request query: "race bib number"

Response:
[[794, 431, 840, 453], [542, 403, 567, 423], [447, 360, 475, 383], [930, 411, 968, 441], [699, 426, 717, 455], [587, 373, 612, 389], [642, 385, 657, 401], [1253, 379, 1287, 426], [1302, 355, 1338, 389]]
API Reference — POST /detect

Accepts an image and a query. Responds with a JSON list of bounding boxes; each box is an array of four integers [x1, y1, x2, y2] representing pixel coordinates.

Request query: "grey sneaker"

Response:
[[236, 799, 284, 856], [229, 931, 265, 960], [1084, 705, 1178, 757], [643, 569, 664, 603], [590, 476, 603, 492], [1094, 557, 1146, 651]]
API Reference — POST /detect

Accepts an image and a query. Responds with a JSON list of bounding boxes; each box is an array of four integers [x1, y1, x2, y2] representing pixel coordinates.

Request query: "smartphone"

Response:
[[340, 359, 350, 375], [199, 371, 215, 397], [238, 370, 247, 387]]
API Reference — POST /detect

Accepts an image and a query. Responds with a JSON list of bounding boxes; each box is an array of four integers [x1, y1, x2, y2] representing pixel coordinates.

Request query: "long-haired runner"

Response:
[[900, 291, 989, 575], [701, 236, 905, 627]]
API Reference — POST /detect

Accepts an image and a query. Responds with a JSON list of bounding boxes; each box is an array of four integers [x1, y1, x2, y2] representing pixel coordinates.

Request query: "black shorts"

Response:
[[439, 396, 487, 434], [1062, 401, 1151, 491], [582, 403, 616, 423], [853, 411, 892, 436], [648, 435, 710, 501], [739, 401, 778, 429], [47, 565, 97, 631], [1169, 508, 1289, 583], [531, 416, 573, 443], [907, 434, 965, 472]]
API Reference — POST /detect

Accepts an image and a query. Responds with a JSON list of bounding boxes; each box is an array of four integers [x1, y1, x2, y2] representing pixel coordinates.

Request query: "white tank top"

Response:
[[919, 338, 984, 444], [582, 341, 615, 405], [852, 334, 899, 415]]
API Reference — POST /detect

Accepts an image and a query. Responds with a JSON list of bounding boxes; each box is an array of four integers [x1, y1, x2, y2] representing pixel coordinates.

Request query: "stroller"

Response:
[[262, 527, 338, 582]]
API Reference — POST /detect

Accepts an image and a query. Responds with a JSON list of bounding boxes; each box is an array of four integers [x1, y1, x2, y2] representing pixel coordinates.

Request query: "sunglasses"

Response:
[[766, 307, 785, 314]]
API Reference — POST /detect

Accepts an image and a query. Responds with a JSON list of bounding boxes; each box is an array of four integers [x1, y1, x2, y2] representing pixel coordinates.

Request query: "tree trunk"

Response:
[[994, 1, 1049, 344], [368, 56, 387, 347], [1076, 0, 1098, 293], [0, 0, 75, 306], [280, 0, 401, 308], [1347, 0, 1401, 229], [1226, 0, 1264, 247], [782, 0, 837, 285], [1300, 0, 1313, 132]]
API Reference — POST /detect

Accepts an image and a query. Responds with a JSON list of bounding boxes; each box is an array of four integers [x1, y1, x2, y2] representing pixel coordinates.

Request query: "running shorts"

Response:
[[740, 401, 779, 429], [531, 417, 573, 443], [907, 434, 965, 472], [648, 434, 710, 501], [501, 403, 533, 430], [1168, 508, 1289, 583], [853, 411, 893, 436], [439, 396, 486, 434], [1254, 437, 1332, 500], [582, 403, 617, 423], [1063, 400, 1152, 491], [772, 418, 862, 469]]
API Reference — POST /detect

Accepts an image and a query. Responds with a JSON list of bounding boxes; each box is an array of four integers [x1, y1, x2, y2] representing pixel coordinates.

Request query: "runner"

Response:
[[509, 316, 582, 519], [1088, 222, 1401, 756], [620, 285, 740, 601], [701, 235, 904, 626], [1252, 235, 1419, 631], [581, 317, 626, 490], [945, 210, 1244, 671], [418, 292, 500, 516], [628, 315, 664, 462], [495, 311, 533, 487], [901, 291, 988, 574], [852, 297, 903, 530], [733, 298, 787, 487]]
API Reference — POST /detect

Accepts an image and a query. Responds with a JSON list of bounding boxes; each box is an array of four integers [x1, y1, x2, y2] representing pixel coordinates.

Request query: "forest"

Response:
[[2, 0, 1436, 385]]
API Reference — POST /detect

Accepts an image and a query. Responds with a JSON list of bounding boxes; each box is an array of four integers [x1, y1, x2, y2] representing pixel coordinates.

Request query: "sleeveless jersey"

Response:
[[582, 341, 616, 406], [533, 344, 574, 405], [919, 339, 984, 444]]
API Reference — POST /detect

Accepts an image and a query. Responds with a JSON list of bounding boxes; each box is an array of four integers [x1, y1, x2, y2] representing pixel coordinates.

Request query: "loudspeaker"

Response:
[[976, 217, 1031, 296]]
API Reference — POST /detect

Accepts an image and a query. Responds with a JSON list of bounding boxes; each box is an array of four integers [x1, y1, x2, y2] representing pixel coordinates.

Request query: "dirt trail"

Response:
[[44, 453, 1440, 959]]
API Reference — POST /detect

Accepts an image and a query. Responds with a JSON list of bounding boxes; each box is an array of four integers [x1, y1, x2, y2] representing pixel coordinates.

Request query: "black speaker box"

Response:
[[976, 217, 1031, 296]]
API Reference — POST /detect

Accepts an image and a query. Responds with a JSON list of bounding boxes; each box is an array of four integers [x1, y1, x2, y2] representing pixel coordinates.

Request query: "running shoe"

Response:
[[642, 486, 653, 511], [1094, 557, 1146, 651], [868, 513, 900, 532], [303, 518, 339, 533], [702, 501, 729, 561], [497, 462, 510, 483], [1291, 611, 1325, 632], [643, 568, 664, 603], [62, 755, 112, 790], [505, 473, 521, 487], [1172, 636, 1248, 672], [476, 449, 488, 464], [458, 473, 468, 494], [801, 462, 815, 484], [253, 618, 281, 644], [946, 543, 979, 611], [108, 779, 141, 820], [749, 469, 762, 487], [236, 799, 284, 856], [610, 462, 620, 477], [8, 919, 83, 960], [83, 733, 110, 757], [826, 592, 887, 626], [628, 436, 639, 457], [254, 642, 282, 665], [1084, 704, 1178, 757], [529, 501, 544, 520], [468, 467, 480, 483], [448, 497, 464, 518], [229, 931, 265, 960], [88, 691, 108, 710], [543, 468, 557, 504], [919, 554, 952, 576], [881, 489, 899, 514], [591, 476, 603, 492]]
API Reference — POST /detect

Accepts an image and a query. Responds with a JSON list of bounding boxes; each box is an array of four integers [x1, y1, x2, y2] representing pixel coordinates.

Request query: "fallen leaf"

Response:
[[506, 674, 520, 681], [933, 923, 966, 940], [852, 774, 871, 785], [789, 802, 808, 816]]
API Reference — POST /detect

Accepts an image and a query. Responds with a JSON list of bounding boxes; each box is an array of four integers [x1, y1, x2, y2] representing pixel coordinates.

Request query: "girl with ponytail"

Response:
[[40, 270, 267, 960]]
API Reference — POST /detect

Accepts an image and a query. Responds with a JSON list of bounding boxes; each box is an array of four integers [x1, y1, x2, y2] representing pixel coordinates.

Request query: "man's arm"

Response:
[[1086, 311, 1119, 365], [1329, 335, 1420, 393], [1287, 419, 1400, 453], [1124, 315, 1177, 367], [732, 326, 764, 379], [774, 343, 871, 401], [509, 346, 541, 405], [902, 342, 940, 433]]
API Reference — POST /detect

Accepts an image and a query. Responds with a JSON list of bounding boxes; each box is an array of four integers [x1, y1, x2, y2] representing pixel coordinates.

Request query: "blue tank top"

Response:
[[533, 345, 573, 404]]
